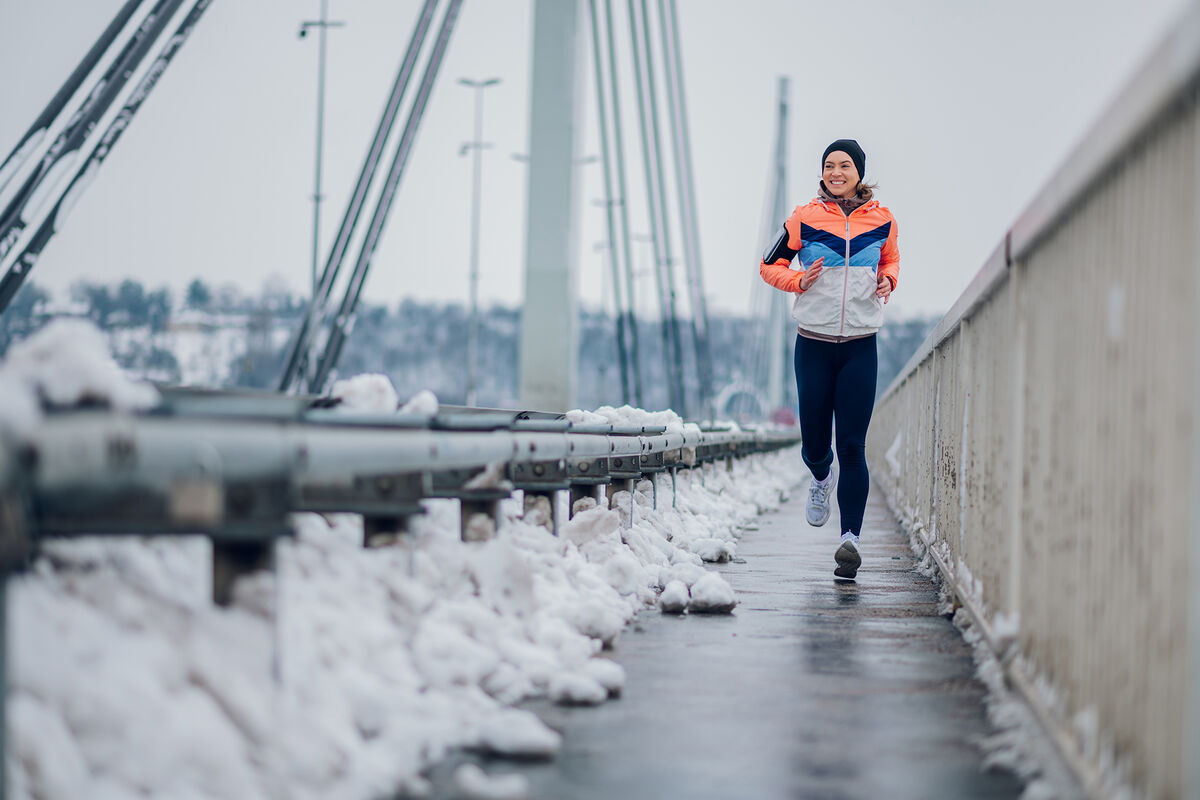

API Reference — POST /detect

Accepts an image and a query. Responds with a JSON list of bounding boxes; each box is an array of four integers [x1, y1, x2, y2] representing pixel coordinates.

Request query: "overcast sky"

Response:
[[0, 0, 1191, 322]]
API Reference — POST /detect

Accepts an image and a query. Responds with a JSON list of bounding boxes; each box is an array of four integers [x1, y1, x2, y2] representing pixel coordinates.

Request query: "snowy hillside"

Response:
[[0, 280, 936, 416]]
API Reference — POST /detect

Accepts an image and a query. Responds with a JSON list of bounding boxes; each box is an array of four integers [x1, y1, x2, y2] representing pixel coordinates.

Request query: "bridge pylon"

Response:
[[519, 0, 585, 412]]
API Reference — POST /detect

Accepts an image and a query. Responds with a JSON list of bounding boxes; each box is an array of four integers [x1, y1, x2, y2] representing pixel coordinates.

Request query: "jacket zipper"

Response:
[[815, 198, 873, 340], [839, 206, 851, 337]]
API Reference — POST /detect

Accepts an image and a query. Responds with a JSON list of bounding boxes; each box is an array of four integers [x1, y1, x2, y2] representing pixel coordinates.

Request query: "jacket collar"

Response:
[[817, 181, 876, 215]]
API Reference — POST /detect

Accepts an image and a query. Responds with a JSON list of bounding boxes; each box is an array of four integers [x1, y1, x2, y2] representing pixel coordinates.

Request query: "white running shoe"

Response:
[[806, 472, 834, 527], [834, 532, 861, 580]]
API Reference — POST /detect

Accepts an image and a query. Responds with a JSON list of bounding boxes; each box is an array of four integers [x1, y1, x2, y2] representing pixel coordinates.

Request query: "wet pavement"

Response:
[[429, 482, 1024, 800]]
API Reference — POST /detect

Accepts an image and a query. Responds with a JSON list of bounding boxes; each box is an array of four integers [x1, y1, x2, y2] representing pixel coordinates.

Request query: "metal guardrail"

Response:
[[871, 4, 1200, 796], [11, 386, 800, 603], [0, 386, 799, 797]]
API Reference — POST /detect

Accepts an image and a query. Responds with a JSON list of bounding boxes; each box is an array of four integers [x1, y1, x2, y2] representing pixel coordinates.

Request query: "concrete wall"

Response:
[[870, 9, 1200, 797]]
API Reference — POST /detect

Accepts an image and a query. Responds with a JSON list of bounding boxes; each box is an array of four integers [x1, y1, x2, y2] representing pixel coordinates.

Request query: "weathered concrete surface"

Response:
[[427, 483, 1023, 799]]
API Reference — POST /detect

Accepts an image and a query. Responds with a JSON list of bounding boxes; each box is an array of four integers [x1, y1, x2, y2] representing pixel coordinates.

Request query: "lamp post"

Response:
[[299, 2, 344, 390], [459, 77, 500, 407]]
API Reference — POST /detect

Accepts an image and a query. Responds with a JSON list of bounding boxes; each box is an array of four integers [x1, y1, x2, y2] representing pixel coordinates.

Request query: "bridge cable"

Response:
[[586, 0, 634, 406], [0, 0, 180, 244], [745, 80, 789, 414], [657, 0, 714, 419], [0, 0, 146, 202], [0, 0, 212, 315], [310, 0, 463, 392], [0, 0, 188, 308], [277, 0, 442, 392], [766, 77, 792, 415], [626, 0, 687, 415], [754, 77, 791, 415], [635, 0, 689, 416], [602, 0, 645, 408]]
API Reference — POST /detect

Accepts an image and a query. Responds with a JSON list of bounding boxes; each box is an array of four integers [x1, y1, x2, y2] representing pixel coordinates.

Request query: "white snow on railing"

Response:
[[0, 318, 158, 438], [329, 372, 400, 413]]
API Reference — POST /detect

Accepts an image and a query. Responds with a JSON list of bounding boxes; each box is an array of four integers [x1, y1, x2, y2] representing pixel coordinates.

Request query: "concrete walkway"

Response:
[[430, 482, 1024, 800]]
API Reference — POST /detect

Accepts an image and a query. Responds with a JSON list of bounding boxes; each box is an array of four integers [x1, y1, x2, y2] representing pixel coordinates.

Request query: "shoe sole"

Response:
[[834, 542, 861, 580]]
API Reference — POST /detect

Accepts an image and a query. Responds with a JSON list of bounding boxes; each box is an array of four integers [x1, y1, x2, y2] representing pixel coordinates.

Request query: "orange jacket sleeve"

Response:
[[879, 216, 899, 291], [758, 208, 806, 294]]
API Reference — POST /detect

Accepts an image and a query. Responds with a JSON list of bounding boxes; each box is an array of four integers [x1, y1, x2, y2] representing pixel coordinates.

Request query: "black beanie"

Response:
[[822, 139, 865, 179]]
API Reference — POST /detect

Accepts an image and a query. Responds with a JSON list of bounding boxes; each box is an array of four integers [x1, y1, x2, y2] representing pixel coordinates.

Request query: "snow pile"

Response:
[[572, 404, 701, 438], [0, 374, 40, 439], [328, 377, 438, 420], [0, 318, 158, 438], [329, 373, 399, 413], [10, 538, 269, 799], [8, 423, 800, 799], [688, 572, 737, 614], [564, 409, 609, 426], [659, 580, 689, 614], [399, 388, 439, 417], [327, 377, 438, 420]]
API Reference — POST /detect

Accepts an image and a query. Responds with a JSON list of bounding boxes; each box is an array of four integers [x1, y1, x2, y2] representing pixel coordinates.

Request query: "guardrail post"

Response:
[[638, 449, 666, 509], [363, 515, 410, 547], [509, 458, 569, 535], [568, 484, 600, 518], [460, 499, 500, 542], [212, 540, 276, 607], [604, 479, 634, 506], [604, 479, 636, 527], [522, 491, 559, 535]]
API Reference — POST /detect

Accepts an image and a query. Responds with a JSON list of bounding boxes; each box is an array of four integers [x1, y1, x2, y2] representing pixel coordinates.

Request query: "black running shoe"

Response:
[[834, 535, 861, 580]]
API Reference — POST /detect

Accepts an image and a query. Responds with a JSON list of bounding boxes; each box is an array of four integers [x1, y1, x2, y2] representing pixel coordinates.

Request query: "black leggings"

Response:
[[794, 334, 877, 536]]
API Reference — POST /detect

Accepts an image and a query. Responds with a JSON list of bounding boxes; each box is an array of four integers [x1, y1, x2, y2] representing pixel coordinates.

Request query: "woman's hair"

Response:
[[854, 179, 883, 201]]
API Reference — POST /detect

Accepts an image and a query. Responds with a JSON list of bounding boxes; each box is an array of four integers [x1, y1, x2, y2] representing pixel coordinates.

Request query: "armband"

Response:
[[762, 226, 797, 264]]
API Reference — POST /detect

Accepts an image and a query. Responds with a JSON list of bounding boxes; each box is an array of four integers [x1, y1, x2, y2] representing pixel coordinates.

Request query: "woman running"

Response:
[[758, 139, 900, 580]]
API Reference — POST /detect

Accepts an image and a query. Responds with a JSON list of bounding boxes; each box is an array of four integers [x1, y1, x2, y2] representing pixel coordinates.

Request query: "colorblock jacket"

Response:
[[759, 196, 900, 340]]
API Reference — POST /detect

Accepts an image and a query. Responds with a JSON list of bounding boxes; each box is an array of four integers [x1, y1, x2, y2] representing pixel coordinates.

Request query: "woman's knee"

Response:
[[802, 446, 834, 471], [835, 439, 866, 465]]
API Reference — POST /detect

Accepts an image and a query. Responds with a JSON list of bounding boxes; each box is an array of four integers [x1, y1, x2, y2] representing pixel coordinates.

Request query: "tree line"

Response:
[[0, 278, 938, 414]]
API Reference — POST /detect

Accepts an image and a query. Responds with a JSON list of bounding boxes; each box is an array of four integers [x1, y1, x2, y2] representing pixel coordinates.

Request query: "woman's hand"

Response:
[[876, 274, 893, 304], [799, 257, 824, 292]]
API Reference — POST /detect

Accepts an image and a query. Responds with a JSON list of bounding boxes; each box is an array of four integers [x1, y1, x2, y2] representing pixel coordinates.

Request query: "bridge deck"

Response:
[[429, 481, 1024, 799]]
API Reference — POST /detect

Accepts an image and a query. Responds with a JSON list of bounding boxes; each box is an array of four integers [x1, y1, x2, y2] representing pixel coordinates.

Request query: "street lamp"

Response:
[[299, 2, 344, 389], [459, 77, 500, 407]]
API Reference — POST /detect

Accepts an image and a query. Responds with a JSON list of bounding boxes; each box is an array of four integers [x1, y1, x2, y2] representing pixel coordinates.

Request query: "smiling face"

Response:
[[822, 151, 860, 198]]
